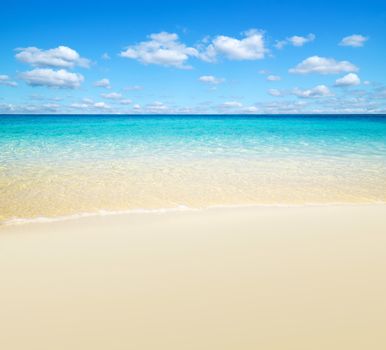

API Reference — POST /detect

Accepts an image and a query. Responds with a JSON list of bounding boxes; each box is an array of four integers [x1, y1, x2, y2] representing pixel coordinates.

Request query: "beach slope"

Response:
[[1, 205, 386, 349]]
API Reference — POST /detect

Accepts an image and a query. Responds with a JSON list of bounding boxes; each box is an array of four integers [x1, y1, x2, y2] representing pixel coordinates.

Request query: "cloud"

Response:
[[124, 85, 143, 91], [289, 56, 358, 74], [146, 101, 169, 113], [266, 75, 281, 81], [120, 32, 198, 69], [94, 102, 110, 109], [201, 29, 267, 62], [21, 68, 84, 88], [0, 75, 17, 87], [221, 101, 243, 108], [339, 34, 368, 47], [292, 85, 333, 98], [334, 73, 361, 87], [101, 53, 111, 60], [198, 75, 224, 84], [101, 92, 122, 99], [267, 88, 283, 97], [15, 46, 90, 68], [119, 99, 132, 105], [94, 78, 111, 89], [0, 103, 62, 114], [243, 106, 259, 113], [275, 33, 315, 49], [70, 99, 110, 111]]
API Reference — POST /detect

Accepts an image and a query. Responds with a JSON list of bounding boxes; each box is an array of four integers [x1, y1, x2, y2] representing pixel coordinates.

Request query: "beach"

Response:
[[1, 204, 386, 349]]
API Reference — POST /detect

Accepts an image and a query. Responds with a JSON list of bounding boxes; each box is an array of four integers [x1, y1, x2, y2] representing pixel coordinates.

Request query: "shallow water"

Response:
[[1, 114, 386, 222]]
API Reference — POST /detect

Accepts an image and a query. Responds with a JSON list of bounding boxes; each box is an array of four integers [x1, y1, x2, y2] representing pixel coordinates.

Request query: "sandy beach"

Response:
[[1, 204, 385, 349]]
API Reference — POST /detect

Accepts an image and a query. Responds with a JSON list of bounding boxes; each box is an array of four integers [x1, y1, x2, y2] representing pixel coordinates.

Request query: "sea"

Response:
[[1, 114, 385, 223]]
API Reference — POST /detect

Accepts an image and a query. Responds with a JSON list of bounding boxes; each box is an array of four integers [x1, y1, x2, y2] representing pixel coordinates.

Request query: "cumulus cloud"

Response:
[[70, 99, 110, 111], [146, 101, 169, 113], [120, 29, 267, 68], [94, 102, 110, 109], [124, 85, 143, 91], [201, 29, 267, 62], [120, 32, 198, 69], [267, 88, 283, 97], [289, 56, 358, 74], [21, 68, 84, 88], [275, 33, 315, 49], [15, 46, 90, 68], [0, 75, 17, 87], [101, 92, 122, 99], [94, 78, 111, 89], [198, 75, 224, 84], [119, 99, 132, 105], [267, 75, 281, 81], [243, 106, 259, 113], [292, 85, 333, 98], [339, 34, 368, 47], [221, 101, 243, 108], [334, 73, 361, 87]]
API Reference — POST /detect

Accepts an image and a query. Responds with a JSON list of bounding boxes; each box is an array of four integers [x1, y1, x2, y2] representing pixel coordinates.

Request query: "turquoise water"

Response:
[[1, 115, 386, 222]]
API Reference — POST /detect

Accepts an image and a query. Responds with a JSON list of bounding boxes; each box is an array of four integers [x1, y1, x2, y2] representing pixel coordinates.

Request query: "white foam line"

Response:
[[2, 201, 386, 227]]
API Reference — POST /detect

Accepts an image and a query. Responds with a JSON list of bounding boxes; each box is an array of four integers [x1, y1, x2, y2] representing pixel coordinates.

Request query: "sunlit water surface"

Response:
[[1, 115, 385, 222]]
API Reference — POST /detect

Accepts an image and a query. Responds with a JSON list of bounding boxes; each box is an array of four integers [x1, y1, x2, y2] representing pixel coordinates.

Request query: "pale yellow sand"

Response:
[[1, 205, 386, 350]]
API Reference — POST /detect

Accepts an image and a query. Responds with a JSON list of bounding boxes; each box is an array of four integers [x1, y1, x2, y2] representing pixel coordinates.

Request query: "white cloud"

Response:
[[21, 68, 84, 88], [146, 101, 169, 113], [120, 29, 267, 68], [292, 85, 333, 98], [275, 33, 315, 49], [267, 75, 281, 81], [289, 56, 358, 74], [0, 75, 17, 87], [101, 92, 122, 99], [124, 85, 143, 91], [16, 46, 90, 68], [339, 34, 368, 47], [94, 102, 110, 109], [199, 75, 224, 84], [101, 53, 111, 60], [70, 103, 89, 109], [119, 99, 132, 105], [120, 32, 198, 69], [202, 29, 267, 62], [94, 78, 111, 89], [334, 73, 361, 87], [243, 106, 259, 113], [221, 101, 243, 108], [70, 99, 110, 110], [289, 33, 316, 46], [267, 88, 283, 97]]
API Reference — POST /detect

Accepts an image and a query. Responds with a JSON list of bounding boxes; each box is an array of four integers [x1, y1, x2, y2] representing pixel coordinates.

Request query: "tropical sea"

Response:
[[1, 114, 385, 223]]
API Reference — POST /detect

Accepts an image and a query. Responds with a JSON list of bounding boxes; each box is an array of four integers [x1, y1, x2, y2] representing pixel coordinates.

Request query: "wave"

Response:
[[2, 201, 386, 227]]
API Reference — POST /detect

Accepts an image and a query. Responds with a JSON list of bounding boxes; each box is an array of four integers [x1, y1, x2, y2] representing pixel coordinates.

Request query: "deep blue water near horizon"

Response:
[[1, 114, 386, 222]]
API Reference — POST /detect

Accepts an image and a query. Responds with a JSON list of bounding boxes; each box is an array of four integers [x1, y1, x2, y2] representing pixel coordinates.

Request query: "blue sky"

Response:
[[1, 0, 386, 114]]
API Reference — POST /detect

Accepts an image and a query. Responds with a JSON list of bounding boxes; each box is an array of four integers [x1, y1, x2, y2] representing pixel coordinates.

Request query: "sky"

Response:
[[1, 0, 386, 114]]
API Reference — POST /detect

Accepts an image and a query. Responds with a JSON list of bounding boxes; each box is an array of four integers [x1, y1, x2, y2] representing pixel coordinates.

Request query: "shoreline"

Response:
[[2, 201, 386, 227]]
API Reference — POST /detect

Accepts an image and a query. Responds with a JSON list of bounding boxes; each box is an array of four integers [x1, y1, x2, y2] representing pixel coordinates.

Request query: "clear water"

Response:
[[1, 115, 386, 222]]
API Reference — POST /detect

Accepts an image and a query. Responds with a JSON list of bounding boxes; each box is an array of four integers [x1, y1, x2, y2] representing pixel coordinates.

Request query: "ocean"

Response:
[[1, 114, 386, 223]]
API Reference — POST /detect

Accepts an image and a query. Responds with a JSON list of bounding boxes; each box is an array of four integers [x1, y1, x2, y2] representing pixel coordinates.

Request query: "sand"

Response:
[[1, 205, 386, 349]]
